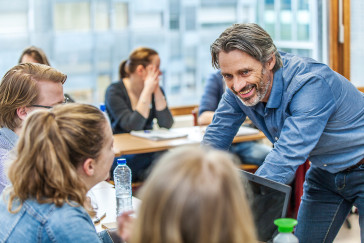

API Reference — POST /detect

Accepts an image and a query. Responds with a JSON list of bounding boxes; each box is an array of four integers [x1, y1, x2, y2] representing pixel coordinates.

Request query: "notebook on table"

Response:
[[240, 170, 291, 242], [130, 129, 188, 141]]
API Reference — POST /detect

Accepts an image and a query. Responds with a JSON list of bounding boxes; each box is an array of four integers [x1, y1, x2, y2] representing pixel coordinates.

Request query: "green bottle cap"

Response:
[[274, 218, 298, 233]]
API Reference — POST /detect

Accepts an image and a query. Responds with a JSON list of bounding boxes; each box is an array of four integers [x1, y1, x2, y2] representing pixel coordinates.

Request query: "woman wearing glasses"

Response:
[[0, 63, 66, 194], [105, 47, 173, 182], [0, 103, 117, 242]]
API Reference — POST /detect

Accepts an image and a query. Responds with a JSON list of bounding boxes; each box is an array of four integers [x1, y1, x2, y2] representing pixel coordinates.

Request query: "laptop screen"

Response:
[[240, 170, 291, 242]]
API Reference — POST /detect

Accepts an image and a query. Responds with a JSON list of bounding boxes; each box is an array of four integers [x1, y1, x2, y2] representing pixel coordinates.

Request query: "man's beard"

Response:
[[238, 68, 271, 107]]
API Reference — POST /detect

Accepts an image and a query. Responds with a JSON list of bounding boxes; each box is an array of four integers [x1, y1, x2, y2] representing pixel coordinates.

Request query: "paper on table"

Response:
[[235, 126, 260, 136], [130, 129, 188, 141], [201, 125, 260, 136]]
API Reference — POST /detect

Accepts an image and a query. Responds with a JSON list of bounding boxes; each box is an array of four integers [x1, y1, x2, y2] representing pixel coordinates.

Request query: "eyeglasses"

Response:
[[30, 96, 69, 109]]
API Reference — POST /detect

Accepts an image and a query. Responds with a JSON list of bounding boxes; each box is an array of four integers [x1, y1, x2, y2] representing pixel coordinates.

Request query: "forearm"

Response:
[[154, 87, 167, 111], [135, 89, 153, 118], [156, 107, 174, 129], [197, 111, 214, 125]]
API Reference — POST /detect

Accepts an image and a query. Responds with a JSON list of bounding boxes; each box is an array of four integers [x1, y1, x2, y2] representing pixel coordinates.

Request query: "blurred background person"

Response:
[[18, 45, 75, 103], [105, 47, 173, 182], [198, 71, 271, 166], [0, 104, 116, 242], [0, 63, 66, 194], [18, 46, 51, 66], [117, 146, 257, 243]]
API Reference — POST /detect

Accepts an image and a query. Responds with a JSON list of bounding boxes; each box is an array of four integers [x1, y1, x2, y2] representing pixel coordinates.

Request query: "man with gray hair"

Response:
[[202, 23, 364, 242]]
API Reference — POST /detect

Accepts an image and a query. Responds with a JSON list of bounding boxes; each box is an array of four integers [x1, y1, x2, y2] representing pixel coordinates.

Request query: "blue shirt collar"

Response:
[[266, 67, 284, 109]]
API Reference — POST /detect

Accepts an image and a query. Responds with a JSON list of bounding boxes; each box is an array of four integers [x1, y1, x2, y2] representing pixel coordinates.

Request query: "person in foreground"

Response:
[[105, 47, 173, 181], [198, 70, 271, 166], [202, 23, 364, 242], [0, 104, 115, 242], [0, 63, 66, 194], [117, 146, 257, 243]]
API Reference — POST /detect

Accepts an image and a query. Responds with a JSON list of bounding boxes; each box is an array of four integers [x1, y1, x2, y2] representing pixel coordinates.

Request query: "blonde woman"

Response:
[[0, 104, 115, 242], [105, 47, 173, 182], [119, 146, 257, 243]]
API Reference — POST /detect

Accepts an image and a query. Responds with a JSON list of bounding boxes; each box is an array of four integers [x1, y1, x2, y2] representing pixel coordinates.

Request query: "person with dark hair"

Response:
[[18, 45, 75, 103], [202, 23, 364, 242], [0, 63, 67, 194], [105, 47, 173, 181], [18, 46, 50, 66]]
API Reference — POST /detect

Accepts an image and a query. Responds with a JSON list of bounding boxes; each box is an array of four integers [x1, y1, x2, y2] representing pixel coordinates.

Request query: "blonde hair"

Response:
[[7, 103, 106, 214], [131, 146, 257, 243], [119, 47, 158, 79], [0, 63, 66, 130], [18, 46, 50, 66]]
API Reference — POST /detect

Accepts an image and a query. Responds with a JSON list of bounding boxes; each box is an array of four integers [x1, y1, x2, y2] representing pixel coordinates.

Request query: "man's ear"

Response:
[[266, 54, 276, 71], [82, 158, 96, 176], [16, 107, 29, 121]]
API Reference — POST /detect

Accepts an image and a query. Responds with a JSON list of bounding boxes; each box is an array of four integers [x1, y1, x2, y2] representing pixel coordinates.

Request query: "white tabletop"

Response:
[[88, 181, 141, 232]]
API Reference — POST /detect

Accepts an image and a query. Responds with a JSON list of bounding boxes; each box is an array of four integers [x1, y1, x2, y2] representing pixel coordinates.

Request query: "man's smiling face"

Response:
[[219, 50, 275, 106]]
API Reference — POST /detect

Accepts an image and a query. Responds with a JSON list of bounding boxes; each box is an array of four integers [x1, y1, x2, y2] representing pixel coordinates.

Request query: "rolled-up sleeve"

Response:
[[202, 89, 246, 150], [156, 107, 174, 129]]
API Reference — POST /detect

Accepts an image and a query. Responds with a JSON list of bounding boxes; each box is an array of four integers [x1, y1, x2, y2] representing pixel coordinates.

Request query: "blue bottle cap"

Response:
[[117, 158, 126, 165], [99, 103, 106, 112]]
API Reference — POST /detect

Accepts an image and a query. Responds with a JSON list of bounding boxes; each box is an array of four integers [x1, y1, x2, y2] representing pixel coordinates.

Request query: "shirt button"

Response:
[[275, 137, 278, 141], [323, 164, 327, 167]]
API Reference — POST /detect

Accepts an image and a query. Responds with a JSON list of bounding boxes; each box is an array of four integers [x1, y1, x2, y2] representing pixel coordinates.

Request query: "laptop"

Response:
[[240, 170, 292, 242]]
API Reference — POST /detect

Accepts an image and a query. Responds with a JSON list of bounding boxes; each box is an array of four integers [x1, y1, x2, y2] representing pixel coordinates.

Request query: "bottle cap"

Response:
[[117, 158, 126, 165], [274, 218, 297, 233], [99, 103, 106, 112]]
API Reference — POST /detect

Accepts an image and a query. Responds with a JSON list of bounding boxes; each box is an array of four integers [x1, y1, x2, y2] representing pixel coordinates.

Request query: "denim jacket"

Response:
[[0, 190, 113, 243]]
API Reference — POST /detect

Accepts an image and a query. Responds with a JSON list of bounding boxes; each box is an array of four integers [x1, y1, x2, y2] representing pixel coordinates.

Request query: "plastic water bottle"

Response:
[[273, 218, 299, 243], [113, 158, 132, 216]]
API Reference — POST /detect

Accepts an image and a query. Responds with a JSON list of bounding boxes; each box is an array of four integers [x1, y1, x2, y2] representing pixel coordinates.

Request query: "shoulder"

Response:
[[0, 128, 17, 151], [106, 81, 125, 94], [45, 203, 100, 241]]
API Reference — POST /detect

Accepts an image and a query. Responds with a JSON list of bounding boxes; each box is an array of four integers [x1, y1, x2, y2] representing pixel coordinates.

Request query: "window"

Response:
[[0, 0, 328, 105]]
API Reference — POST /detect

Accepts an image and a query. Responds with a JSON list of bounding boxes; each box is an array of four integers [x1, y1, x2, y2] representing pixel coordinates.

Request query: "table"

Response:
[[113, 126, 266, 157], [89, 181, 140, 232]]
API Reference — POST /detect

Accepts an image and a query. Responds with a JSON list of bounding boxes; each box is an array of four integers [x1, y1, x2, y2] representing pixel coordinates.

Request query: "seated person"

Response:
[[117, 146, 257, 243], [198, 71, 271, 166], [18, 45, 75, 102], [18, 45, 51, 65], [0, 104, 116, 242], [0, 63, 66, 194], [105, 47, 173, 181]]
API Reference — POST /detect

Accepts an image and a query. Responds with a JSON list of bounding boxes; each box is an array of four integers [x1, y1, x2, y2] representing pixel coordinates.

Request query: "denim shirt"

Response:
[[0, 190, 113, 243], [202, 52, 364, 184]]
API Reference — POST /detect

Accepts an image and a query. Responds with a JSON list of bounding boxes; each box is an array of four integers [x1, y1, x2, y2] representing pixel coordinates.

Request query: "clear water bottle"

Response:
[[113, 158, 132, 216], [273, 218, 299, 243]]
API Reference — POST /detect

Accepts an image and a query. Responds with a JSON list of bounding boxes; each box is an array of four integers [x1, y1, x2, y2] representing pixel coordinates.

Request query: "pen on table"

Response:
[[144, 130, 151, 133], [94, 212, 106, 224]]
